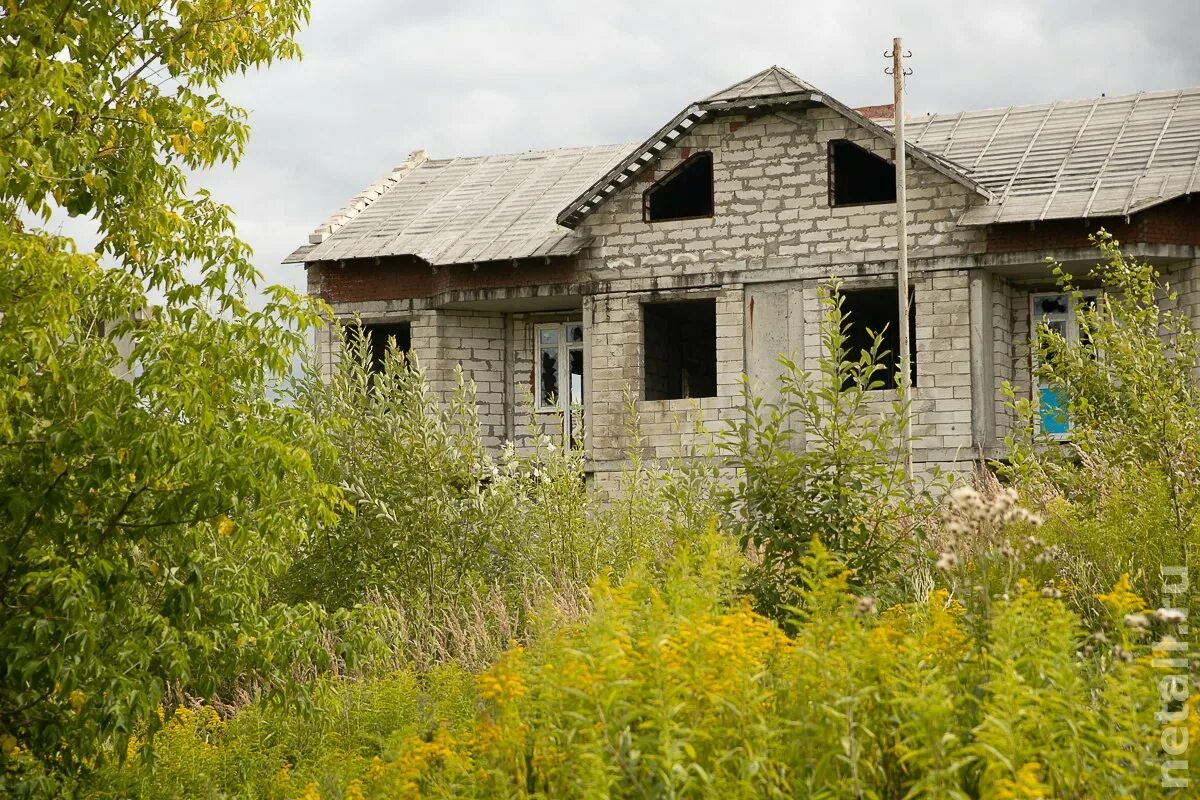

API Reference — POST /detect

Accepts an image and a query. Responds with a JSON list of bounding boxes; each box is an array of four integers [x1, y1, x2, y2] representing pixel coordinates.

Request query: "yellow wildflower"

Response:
[[271, 763, 291, 790], [992, 761, 1051, 799], [477, 646, 528, 703], [344, 778, 365, 800], [300, 782, 320, 800], [1096, 573, 1146, 618], [217, 515, 235, 537]]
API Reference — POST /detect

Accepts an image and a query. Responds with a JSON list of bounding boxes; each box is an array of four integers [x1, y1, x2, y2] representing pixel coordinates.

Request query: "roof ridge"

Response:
[[432, 142, 638, 162]]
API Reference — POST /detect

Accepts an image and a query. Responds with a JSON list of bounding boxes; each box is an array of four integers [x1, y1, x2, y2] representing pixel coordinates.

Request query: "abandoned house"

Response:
[[286, 66, 1200, 485]]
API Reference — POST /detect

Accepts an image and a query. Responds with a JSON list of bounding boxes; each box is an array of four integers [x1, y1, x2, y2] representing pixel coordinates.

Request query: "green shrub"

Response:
[[279, 328, 720, 669], [721, 282, 944, 617]]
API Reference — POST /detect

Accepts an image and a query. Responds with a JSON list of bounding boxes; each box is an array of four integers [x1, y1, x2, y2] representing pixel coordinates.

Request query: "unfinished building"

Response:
[[286, 67, 1200, 485]]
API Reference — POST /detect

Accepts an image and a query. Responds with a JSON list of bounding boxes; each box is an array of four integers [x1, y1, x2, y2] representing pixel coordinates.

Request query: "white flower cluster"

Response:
[[943, 486, 1043, 538], [936, 485, 1051, 575]]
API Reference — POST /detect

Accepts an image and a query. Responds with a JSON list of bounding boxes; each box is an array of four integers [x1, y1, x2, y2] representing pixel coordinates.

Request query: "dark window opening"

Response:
[[644, 151, 714, 222], [345, 321, 411, 374], [838, 287, 916, 390], [643, 299, 717, 400], [829, 139, 896, 207]]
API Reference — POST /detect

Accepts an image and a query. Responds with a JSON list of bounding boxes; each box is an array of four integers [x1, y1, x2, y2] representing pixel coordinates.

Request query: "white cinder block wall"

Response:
[[573, 107, 988, 480]]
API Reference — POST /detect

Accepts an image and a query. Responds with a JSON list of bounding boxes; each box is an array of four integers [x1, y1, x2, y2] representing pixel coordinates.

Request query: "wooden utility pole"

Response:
[[891, 37, 913, 479]]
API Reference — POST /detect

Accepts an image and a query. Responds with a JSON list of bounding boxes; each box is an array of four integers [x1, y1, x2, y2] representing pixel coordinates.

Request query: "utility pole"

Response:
[[889, 37, 914, 480]]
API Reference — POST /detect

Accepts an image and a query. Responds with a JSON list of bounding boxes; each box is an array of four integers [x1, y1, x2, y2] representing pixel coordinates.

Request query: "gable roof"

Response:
[[555, 66, 989, 228], [896, 87, 1200, 224], [286, 143, 631, 265]]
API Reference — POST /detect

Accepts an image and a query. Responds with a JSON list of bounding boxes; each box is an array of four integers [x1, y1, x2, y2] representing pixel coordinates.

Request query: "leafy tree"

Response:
[[0, 1, 340, 791]]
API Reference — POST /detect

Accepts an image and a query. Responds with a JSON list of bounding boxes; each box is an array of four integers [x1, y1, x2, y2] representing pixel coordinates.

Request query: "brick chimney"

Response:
[[854, 103, 895, 121]]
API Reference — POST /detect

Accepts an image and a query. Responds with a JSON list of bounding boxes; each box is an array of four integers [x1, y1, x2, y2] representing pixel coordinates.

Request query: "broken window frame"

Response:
[[642, 298, 719, 401], [1030, 290, 1099, 439], [534, 321, 586, 445], [828, 138, 897, 208], [643, 151, 715, 223]]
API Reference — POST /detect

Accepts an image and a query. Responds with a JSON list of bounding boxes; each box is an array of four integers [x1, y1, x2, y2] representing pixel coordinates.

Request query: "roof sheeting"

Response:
[[903, 88, 1200, 224], [292, 144, 632, 265]]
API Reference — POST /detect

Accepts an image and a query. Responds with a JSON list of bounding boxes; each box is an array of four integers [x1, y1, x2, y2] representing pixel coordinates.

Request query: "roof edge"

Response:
[[557, 104, 709, 228], [305, 149, 429, 247]]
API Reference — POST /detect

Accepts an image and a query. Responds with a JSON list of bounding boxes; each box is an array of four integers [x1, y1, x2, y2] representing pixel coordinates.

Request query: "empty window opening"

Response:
[[345, 321, 411, 374], [829, 139, 896, 207], [644, 151, 714, 222], [643, 299, 717, 400], [838, 287, 916, 390]]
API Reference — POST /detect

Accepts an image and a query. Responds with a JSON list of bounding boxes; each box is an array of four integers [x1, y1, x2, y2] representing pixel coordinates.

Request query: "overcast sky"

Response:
[[66, 0, 1200, 302]]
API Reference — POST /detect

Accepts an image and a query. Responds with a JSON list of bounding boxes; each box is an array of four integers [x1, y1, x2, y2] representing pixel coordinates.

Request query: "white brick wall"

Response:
[[992, 277, 1016, 441]]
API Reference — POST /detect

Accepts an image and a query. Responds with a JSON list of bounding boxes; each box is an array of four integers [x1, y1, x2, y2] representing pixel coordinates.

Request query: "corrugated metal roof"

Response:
[[292, 143, 632, 265], [901, 87, 1200, 224]]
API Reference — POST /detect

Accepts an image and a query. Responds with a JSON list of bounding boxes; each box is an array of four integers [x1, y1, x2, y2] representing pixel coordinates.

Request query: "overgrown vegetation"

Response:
[[2, 3, 1196, 797], [1, 2, 339, 794], [1003, 233, 1200, 622], [5, 243, 1194, 797]]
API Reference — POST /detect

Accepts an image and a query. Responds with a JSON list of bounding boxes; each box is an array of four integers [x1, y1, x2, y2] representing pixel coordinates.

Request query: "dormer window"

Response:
[[644, 152, 714, 222], [829, 139, 896, 207]]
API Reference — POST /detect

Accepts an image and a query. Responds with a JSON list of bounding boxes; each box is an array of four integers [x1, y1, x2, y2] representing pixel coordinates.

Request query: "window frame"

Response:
[[643, 151, 716, 224], [837, 284, 917, 391], [534, 321, 584, 414], [1029, 290, 1099, 439], [343, 319, 412, 376]]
